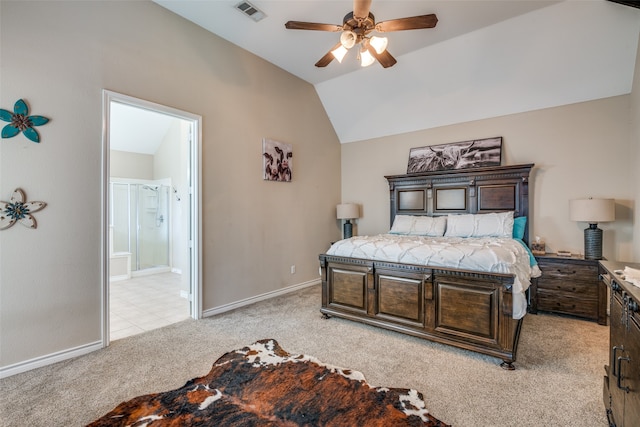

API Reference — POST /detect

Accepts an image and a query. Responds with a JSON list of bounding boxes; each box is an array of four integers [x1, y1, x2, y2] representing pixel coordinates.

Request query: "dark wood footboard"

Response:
[[319, 254, 524, 369]]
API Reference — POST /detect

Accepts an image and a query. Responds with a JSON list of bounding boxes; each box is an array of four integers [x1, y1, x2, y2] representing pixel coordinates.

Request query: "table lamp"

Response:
[[337, 203, 360, 239], [569, 198, 615, 260]]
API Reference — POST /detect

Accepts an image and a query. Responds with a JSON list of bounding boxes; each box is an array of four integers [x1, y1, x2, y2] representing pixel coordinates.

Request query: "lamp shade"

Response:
[[337, 203, 359, 220], [569, 198, 615, 223]]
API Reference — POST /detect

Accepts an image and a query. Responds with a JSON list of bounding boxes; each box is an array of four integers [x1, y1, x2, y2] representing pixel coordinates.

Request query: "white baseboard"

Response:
[[202, 278, 320, 318], [0, 341, 103, 379], [131, 266, 171, 277], [2, 279, 320, 378]]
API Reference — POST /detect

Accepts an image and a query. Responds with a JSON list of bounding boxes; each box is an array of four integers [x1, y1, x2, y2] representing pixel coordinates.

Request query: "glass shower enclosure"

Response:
[[110, 180, 170, 274]]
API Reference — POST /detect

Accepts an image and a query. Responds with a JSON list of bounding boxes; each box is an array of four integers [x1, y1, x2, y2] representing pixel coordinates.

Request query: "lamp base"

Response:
[[343, 220, 353, 239], [584, 223, 603, 260]]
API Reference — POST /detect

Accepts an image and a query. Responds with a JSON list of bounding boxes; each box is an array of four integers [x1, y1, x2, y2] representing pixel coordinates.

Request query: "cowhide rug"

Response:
[[88, 339, 448, 426]]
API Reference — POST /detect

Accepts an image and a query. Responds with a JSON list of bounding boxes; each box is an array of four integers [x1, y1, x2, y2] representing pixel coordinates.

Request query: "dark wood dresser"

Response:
[[529, 253, 607, 325], [600, 260, 640, 427]]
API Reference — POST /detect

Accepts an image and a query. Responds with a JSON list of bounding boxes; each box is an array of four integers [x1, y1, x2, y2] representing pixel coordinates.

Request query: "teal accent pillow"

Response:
[[515, 238, 537, 267], [512, 217, 536, 267], [513, 216, 526, 240]]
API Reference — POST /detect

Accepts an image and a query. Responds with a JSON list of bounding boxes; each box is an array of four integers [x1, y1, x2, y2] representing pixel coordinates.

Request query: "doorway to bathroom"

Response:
[[102, 90, 201, 344]]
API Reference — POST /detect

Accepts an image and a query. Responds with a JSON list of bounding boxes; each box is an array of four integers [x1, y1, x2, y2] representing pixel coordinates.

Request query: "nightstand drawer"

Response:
[[531, 254, 606, 324], [536, 277, 598, 295], [537, 289, 598, 319], [536, 261, 597, 281]]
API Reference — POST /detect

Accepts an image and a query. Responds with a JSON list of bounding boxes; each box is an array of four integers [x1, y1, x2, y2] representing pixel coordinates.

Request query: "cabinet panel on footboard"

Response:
[[435, 277, 499, 344], [325, 262, 373, 315], [373, 268, 431, 328], [430, 270, 521, 368]]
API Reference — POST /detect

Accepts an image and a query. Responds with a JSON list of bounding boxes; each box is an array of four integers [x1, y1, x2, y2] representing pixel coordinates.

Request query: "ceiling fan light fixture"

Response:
[[331, 45, 349, 63], [359, 47, 375, 67], [285, 3, 437, 70], [339, 30, 357, 49], [369, 36, 388, 54]]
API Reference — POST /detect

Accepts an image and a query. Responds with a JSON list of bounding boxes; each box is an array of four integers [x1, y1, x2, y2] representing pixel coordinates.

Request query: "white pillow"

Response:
[[389, 215, 415, 234], [444, 212, 514, 238], [389, 215, 447, 237], [409, 216, 447, 237]]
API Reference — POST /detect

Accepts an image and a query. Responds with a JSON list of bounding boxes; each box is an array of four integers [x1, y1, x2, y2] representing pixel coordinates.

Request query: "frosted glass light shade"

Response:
[[369, 36, 388, 54], [569, 198, 615, 223], [337, 203, 360, 219], [340, 30, 357, 49], [360, 49, 375, 67], [331, 45, 348, 63]]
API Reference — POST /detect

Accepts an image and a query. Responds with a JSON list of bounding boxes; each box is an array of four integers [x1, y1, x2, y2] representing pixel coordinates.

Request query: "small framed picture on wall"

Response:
[[262, 138, 292, 182]]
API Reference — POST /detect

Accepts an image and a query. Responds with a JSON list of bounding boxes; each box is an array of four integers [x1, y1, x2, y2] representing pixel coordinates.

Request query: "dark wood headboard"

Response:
[[385, 163, 534, 244]]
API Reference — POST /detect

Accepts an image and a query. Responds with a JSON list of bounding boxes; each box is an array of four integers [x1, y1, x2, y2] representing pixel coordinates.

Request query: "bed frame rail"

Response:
[[319, 255, 523, 369]]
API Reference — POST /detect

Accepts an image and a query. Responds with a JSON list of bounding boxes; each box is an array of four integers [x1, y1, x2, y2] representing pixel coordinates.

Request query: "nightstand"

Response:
[[529, 253, 607, 325]]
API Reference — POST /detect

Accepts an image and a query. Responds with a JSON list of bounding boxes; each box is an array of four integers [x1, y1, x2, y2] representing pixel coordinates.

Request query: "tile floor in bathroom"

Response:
[[110, 272, 190, 341]]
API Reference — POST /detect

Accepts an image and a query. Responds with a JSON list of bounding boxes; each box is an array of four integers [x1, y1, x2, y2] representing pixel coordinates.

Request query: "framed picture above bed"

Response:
[[407, 136, 502, 173]]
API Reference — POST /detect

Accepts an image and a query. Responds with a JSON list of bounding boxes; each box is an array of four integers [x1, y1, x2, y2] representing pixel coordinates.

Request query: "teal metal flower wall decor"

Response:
[[0, 188, 47, 230], [0, 99, 49, 143]]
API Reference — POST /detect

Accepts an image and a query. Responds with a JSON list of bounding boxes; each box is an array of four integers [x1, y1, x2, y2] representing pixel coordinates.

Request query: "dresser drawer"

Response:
[[537, 289, 598, 319], [536, 277, 598, 295], [536, 261, 597, 282]]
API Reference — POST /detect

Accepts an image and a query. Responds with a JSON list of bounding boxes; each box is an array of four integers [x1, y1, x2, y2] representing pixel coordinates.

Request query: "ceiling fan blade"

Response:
[[285, 21, 343, 32], [367, 45, 397, 68], [315, 43, 343, 67], [353, 0, 372, 20], [376, 14, 438, 32]]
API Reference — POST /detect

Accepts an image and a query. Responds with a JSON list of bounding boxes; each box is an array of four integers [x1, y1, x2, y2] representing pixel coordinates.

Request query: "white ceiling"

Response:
[[110, 102, 179, 154], [154, 0, 562, 85], [147, 0, 640, 144]]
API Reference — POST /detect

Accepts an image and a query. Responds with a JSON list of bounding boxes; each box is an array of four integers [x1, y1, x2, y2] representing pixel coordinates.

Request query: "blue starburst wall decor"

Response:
[[0, 99, 49, 143], [0, 189, 47, 230]]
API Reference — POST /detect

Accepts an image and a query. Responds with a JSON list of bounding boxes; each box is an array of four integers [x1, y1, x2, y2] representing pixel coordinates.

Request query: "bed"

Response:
[[319, 163, 537, 369]]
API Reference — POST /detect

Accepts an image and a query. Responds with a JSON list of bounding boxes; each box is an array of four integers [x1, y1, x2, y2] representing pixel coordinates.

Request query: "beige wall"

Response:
[[110, 150, 154, 179], [342, 95, 636, 262], [632, 32, 640, 262], [154, 120, 190, 289], [0, 1, 341, 370]]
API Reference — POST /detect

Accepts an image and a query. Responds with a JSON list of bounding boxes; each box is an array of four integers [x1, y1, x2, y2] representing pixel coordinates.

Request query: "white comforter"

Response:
[[327, 234, 540, 319]]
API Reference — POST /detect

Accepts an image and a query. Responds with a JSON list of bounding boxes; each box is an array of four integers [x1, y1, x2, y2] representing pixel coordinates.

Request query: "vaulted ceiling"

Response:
[[154, 0, 640, 143]]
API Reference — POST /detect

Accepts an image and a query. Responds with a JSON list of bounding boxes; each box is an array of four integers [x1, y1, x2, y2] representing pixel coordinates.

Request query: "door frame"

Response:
[[101, 89, 202, 346]]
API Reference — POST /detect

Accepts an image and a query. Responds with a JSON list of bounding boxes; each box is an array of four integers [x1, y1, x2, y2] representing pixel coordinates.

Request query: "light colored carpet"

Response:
[[0, 284, 609, 426]]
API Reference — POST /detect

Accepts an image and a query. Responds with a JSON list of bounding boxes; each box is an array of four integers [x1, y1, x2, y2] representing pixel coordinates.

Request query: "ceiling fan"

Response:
[[284, 0, 438, 68]]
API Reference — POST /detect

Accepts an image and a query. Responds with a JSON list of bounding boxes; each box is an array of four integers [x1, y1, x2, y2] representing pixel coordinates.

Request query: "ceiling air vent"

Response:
[[234, 1, 266, 22]]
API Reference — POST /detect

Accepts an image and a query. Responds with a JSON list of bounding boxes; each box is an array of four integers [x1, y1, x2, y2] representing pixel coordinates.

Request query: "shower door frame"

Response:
[[101, 90, 203, 347], [110, 178, 172, 274]]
